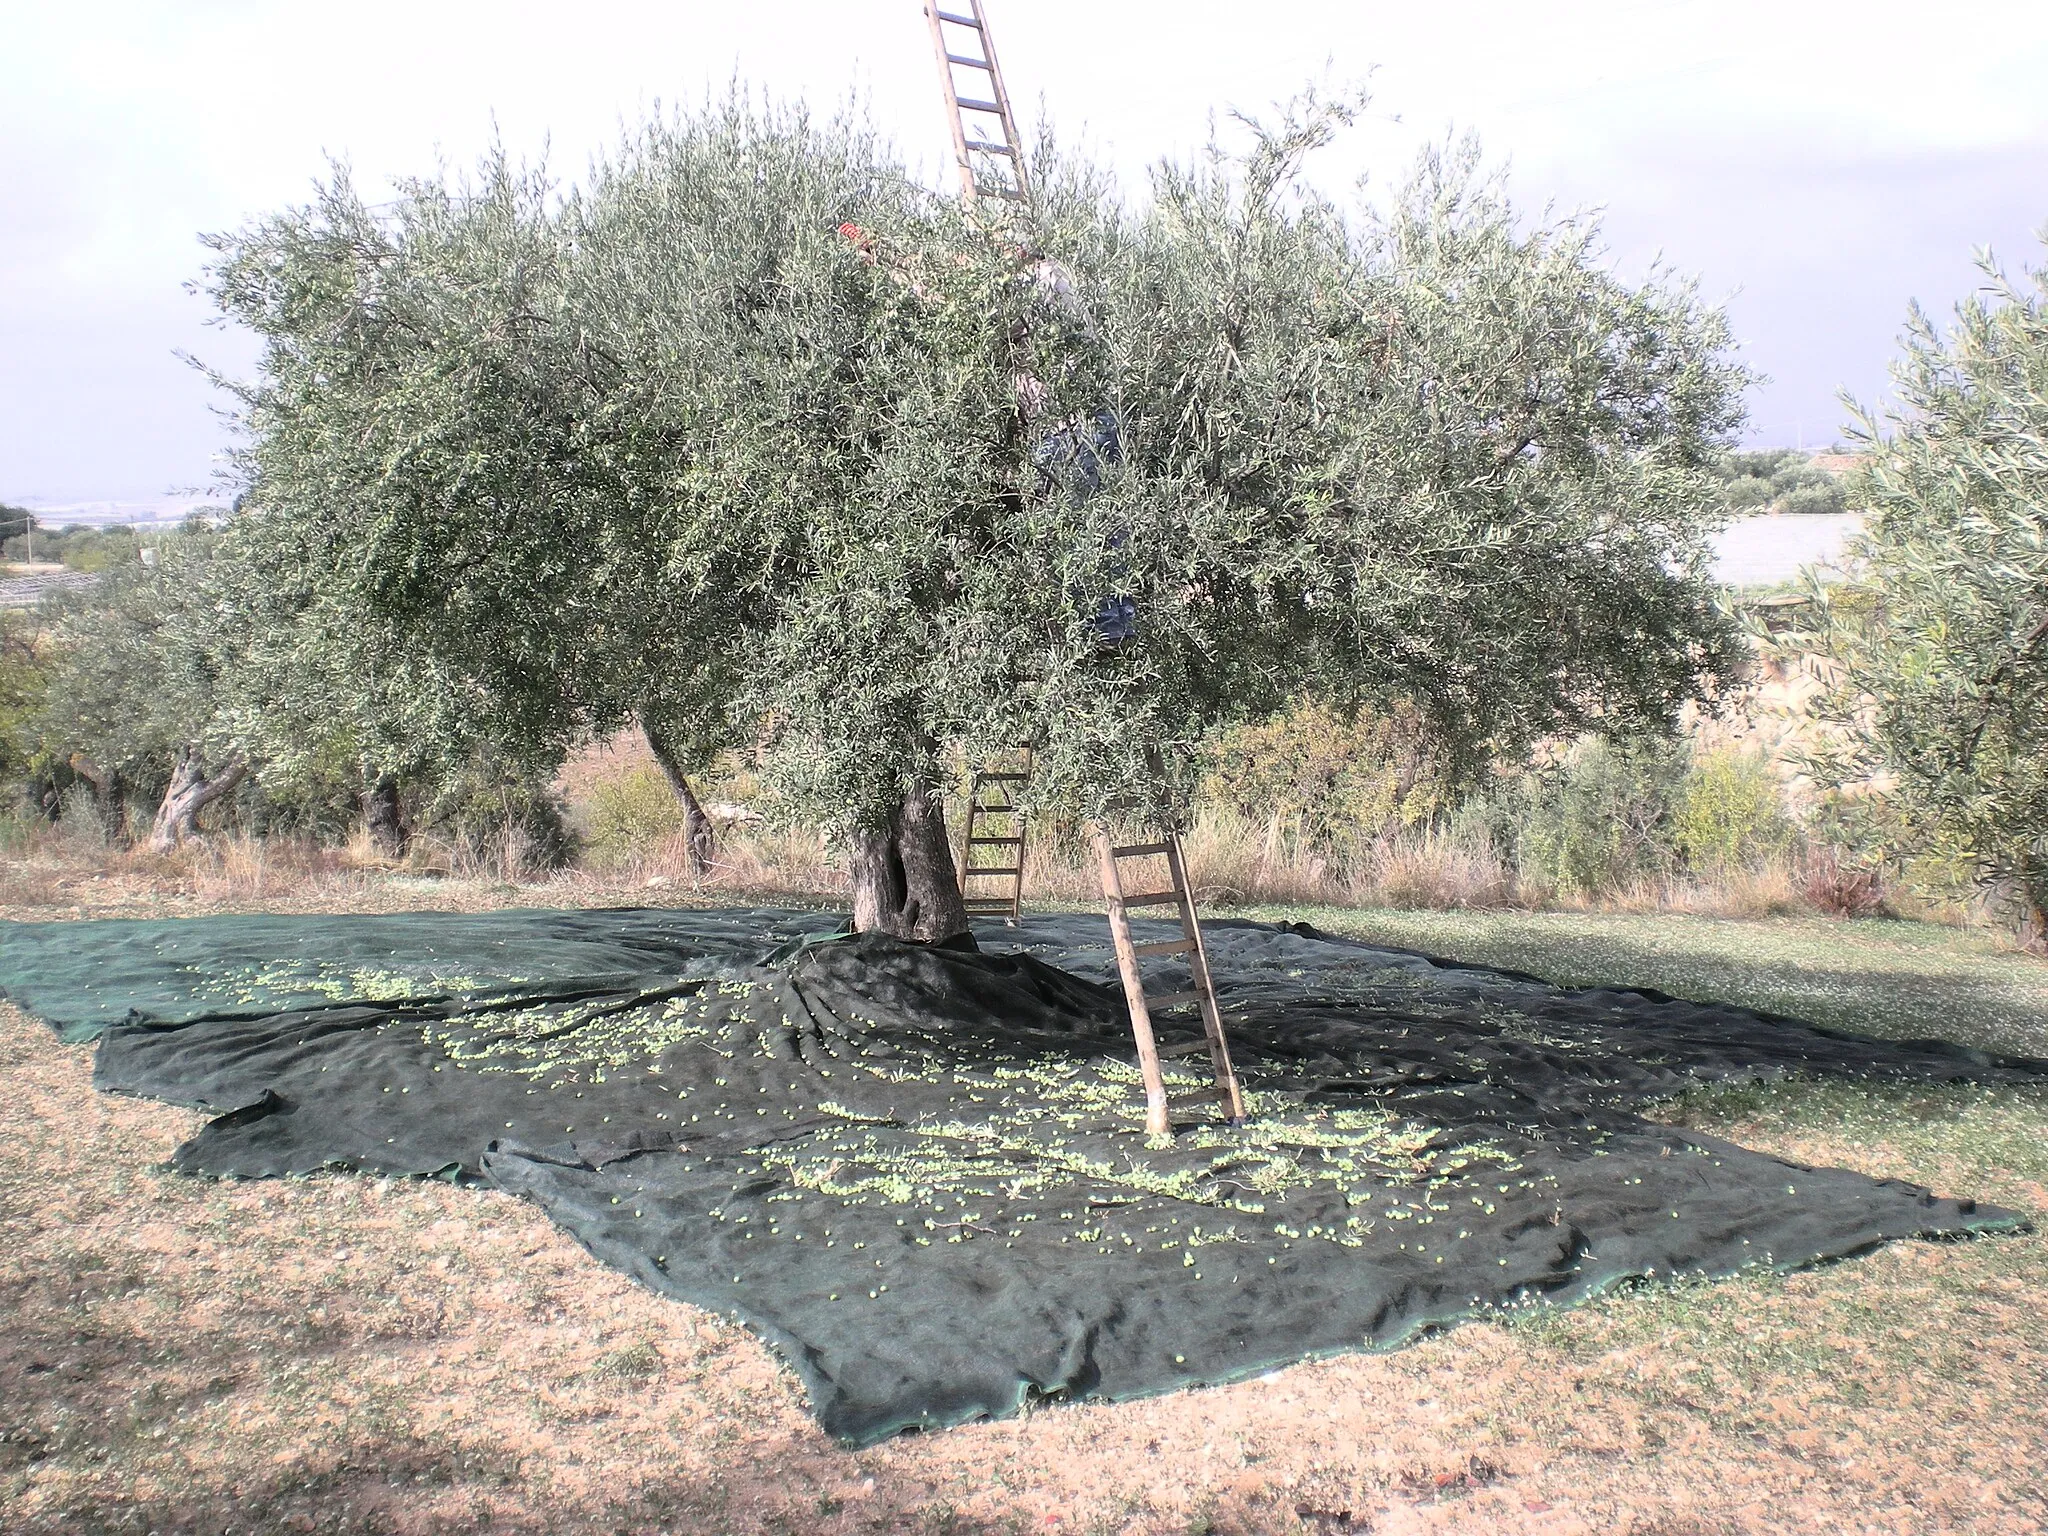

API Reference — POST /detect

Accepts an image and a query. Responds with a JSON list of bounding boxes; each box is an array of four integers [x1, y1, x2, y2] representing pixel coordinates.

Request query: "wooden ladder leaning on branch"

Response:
[[1094, 828, 1248, 1137], [921, 0, 1031, 204], [958, 761, 1030, 923], [921, 0, 1241, 1134]]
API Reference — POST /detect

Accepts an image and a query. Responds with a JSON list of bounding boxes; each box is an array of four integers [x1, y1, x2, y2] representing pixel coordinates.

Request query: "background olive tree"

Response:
[[1797, 240, 2048, 938], [31, 530, 258, 848]]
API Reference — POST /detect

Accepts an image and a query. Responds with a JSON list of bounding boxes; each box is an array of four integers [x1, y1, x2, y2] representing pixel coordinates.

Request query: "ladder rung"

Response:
[[962, 139, 1021, 155], [935, 9, 983, 25], [964, 865, 1022, 877], [1145, 988, 1207, 1010], [956, 97, 1003, 113], [1158, 1038, 1211, 1060], [1132, 938, 1194, 958], [968, 836, 1023, 845], [974, 184, 1028, 200], [1117, 891, 1183, 908], [946, 52, 993, 68], [977, 772, 1030, 782], [1111, 841, 1172, 858]]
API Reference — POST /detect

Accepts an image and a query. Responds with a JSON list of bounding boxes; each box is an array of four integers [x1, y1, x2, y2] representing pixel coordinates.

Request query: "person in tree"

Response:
[[843, 215, 1135, 646]]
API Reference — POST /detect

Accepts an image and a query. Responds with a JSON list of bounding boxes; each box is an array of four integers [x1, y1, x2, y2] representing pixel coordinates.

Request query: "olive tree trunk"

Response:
[[149, 746, 247, 852], [361, 772, 409, 857], [848, 779, 971, 943], [642, 723, 715, 876], [67, 751, 127, 842]]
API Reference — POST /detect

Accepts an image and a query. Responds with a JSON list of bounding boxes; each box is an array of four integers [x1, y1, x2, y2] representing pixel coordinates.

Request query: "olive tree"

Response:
[[31, 532, 253, 847], [202, 90, 1745, 938], [1797, 242, 2048, 936]]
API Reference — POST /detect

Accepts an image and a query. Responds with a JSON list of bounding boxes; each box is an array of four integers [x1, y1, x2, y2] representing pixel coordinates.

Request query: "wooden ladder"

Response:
[[1093, 828, 1247, 1136], [959, 762, 1030, 922], [921, 0, 1030, 204]]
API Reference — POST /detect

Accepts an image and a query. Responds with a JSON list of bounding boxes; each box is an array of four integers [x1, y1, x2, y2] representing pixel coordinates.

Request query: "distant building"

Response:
[[1806, 452, 1865, 478]]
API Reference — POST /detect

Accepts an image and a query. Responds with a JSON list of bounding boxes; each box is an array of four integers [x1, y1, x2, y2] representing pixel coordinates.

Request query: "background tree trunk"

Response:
[[67, 751, 127, 842], [361, 773, 409, 858], [643, 723, 715, 877], [848, 779, 971, 943], [148, 747, 246, 852]]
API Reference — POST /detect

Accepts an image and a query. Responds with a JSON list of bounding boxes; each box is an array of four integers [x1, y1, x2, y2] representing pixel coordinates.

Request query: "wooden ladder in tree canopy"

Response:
[[922, 0, 1030, 204], [959, 764, 1030, 921], [1094, 828, 1247, 1137]]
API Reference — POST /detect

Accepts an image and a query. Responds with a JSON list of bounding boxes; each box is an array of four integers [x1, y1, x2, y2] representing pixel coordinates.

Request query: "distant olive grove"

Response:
[[1711, 449, 1850, 517], [0, 513, 150, 573]]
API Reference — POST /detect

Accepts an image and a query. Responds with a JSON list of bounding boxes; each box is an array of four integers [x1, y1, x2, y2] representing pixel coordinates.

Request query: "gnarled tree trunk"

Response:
[[848, 778, 971, 944], [149, 746, 246, 852], [361, 772, 409, 858], [643, 723, 715, 877]]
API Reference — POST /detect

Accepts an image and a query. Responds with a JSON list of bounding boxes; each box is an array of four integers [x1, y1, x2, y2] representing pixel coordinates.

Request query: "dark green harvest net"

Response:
[[3, 906, 2040, 1444]]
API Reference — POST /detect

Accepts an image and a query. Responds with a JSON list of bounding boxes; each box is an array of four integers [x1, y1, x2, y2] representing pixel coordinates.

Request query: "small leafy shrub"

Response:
[[1501, 735, 1690, 897], [1671, 750, 1794, 874], [1202, 700, 1445, 865], [416, 767, 573, 878], [581, 764, 687, 867], [1777, 478, 1847, 516], [1724, 474, 1777, 510]]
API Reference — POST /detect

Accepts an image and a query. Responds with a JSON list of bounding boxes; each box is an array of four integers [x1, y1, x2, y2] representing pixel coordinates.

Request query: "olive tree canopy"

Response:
[[1797, 241, 2048, 937], [203, 90, 1746, 937]]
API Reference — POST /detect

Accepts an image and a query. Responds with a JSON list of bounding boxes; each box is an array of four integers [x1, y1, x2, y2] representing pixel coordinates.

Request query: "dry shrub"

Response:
[[50, 784, 118, 859], [1002, 808, 1360, 910], [1711, 860, 1807, 919], [1004, 820, 1100, 906], [188, 833, 357, 903], [422, 822, 553, 886], [1360, 830, 1514, 910], [1648, 861, 1805, 919], [0, 856, 67, 908], [1799, 844, 1891, 918], [626, 823, 844, 900], [1179, 807, 1347, 906]]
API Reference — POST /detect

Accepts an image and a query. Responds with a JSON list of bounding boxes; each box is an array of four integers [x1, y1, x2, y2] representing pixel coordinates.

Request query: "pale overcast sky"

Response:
[[3, 0, 2045, 512]]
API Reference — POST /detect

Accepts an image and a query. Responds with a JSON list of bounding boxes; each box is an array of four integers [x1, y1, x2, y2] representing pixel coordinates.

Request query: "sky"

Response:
[[3, 0, 2045, 515]]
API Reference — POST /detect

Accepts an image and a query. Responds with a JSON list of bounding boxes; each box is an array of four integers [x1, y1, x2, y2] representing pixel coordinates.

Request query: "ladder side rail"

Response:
[[1094, 825, 1171, 1136], [965, 0, 1030, 201], [922, 3, 980, 201], [958, 772, 986, 885], [1005, 747, 1031, 918], [1164, 830, 1247, 1121]]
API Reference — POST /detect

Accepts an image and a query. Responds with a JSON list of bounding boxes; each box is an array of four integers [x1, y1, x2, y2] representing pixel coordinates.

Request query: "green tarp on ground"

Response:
[[2, 906, 2039, 1444]]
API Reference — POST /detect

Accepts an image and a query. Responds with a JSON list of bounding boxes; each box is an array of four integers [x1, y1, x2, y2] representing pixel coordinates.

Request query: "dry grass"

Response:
[[2, 870, 2045, 1534], [0, 802, 1904, 935]]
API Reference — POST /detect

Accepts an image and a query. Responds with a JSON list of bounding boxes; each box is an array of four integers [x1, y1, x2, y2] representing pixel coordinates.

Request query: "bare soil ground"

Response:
[[3, 872, 2044, 1535]]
